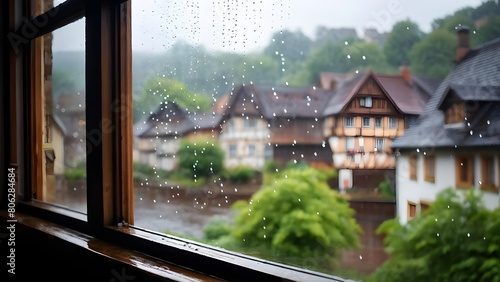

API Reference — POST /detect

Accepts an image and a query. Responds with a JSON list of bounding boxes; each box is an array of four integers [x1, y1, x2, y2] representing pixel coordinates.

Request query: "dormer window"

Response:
[[360, 97, 372, 108], [445, 102, 465, 124]]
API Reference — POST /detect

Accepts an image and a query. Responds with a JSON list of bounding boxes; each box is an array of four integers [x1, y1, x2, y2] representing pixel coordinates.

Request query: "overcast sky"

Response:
[[54, 0, 485, 52]]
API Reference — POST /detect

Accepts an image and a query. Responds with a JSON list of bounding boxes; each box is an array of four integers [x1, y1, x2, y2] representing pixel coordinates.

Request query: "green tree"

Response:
[[369, 188, 500, 282], [263, 29, 313, 64], [432, 11, 476, 33], [230, 166, 362, 266], [474, 15, 500, 45], [133, 76, 212, 122], [409, 29, 456, 78], [383, 20, 423, 67], [176, 137, 224, 181]]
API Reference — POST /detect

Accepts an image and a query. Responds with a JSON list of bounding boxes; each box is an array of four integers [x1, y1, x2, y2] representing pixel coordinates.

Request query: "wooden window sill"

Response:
[[480, 185, 499, 193], [456, 184, 474, 189]]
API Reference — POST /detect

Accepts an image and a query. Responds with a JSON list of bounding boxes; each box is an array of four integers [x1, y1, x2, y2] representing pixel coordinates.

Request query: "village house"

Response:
[[391, 28, 500, 224], [321, 68, 439, 190], [216, 84, 334, 170], [134, 101, 222, 171]]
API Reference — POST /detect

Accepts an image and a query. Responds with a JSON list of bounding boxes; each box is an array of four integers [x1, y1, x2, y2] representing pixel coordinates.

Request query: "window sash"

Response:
[[375, 117, 382, 128], [344, 117, 354, 127], [362, 117, 370, 127], [455, 155, 474, 188], [389, 117, 397, 128], [424, 155, 435, 183]]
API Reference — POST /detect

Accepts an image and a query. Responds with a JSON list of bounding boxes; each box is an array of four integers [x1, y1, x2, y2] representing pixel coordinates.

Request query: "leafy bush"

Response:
[[369, 188, 500, 282], [378, 179, 395, 198], [230, 166, 362, 265], [133, 162, 170, 184], [177, 137, 224, 181], [227, 165, 255, 184], [203, 216, 233, 240], [64, 168, 86, 181]]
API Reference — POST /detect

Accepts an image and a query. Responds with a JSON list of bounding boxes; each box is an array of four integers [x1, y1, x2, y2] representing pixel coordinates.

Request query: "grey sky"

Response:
[[54, 0, 485, 52]]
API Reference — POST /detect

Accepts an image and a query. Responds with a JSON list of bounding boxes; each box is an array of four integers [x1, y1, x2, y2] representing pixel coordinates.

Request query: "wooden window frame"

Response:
[[375, 117, 382, 128], [344, 116, 354, 128], [407, 201, 417, 219], [480, 155, 498, 192], [424, 155, 435, 183], [362, 117, 370, 127], [1, 1, 345, 281], [455, 155, 474, 189], [388, 117, 397, 129], [409, 154, 418, 181]]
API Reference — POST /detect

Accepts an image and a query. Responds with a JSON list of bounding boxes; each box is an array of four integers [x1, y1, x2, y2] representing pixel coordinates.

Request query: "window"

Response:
[[424, 155, 436, 183], [409, 154, 418, 180], [375, 138, 384, 152], [227, 120, 235, 133], [244, 118, 257, 128], [389, 117, 397, 128], [360, 97, 372, 107], [445, 102, 465, 124], [455, 155, 474, 188], [420, 201, 430, 214], [481, 156, 497, 192], [248, 144, 256, 156], [229, 144, 237, 157], [346, 137, 355, 152], [362, 117, 370, 127], [345, 116, 354, 127], [407, 201, 417, 219], [375, 117, 382, 128]]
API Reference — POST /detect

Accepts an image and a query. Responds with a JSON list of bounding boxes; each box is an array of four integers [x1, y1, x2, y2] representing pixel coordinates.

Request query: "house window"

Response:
[[243, 117, 257, 128], [409, 154, 418, 180], [389, 117, 397, 128], [455, 155, 474, 188], [445, 102, 465, 124], [481, 156, 498, 192], [345, 117, 354, 127], [375, 138, 384, 152], [360, 97, 372, 107], [375, 117, 382, 128], [264, 144, 273, 159], [227, 120, 235, 133], [420, 201, 430, 214], [362, 117, 370, 127], [424, 155, 435, 183], [248, 144, 256, 156], [346, 137, 355, 152], [408, 201, 417, 219], [229, 144, 237, 157]]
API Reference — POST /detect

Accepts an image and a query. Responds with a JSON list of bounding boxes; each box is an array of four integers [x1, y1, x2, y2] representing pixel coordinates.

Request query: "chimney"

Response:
[[456, 26, 470, 63], [399, 60, 412, 85]]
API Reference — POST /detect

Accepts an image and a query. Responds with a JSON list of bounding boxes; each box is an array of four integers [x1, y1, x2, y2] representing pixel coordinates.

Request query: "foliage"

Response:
[[263, 29, 313, 64], [176, 137, 225, 181], [474, 15, 500, 45], [132, 162, 169, 184], [378, 179, 395, 198], [368, 188, 500, 282], [203, 216, 233, 241], [383, 20, 423, 67], [133, 76, 212, 122], [64, 167, 86, 181], [226, 165, 256, 184], [409, 29, 456, 78], [230, 166, 362, 264]]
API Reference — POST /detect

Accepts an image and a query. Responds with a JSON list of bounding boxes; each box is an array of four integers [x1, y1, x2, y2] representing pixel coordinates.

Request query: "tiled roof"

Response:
[[322, 71, 433, 116], [391, 37, 500, 150], [136, 102, 222, 138]]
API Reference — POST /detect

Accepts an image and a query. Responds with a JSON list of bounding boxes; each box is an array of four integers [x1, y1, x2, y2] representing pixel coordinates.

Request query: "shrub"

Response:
[[203, 216, 233, 240], [230, 166, 362, 264], [64, 168, 86, 181], [378, 179, 395, 198], [227, 165, 255, 184], [177, 137, 225, 180]]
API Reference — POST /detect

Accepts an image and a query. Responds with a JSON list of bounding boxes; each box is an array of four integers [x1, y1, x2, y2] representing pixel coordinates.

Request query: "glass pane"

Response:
[[39, 17, 86, 213], [131, 0, 489, 280]]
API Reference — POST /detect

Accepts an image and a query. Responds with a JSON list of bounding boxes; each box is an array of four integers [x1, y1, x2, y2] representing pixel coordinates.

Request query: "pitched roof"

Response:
[[223, 84, 334, 119], [136, 102, 222, 138], [391, 37, 500, 150], [322, 71, 434, 116]]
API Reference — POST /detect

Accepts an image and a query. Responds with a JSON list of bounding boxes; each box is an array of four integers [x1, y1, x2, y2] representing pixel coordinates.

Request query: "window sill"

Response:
[[424, 177, 435, 183], [480, 185, 499, 193], [456, 184, 474, 189], [1, 211, 350, 282]]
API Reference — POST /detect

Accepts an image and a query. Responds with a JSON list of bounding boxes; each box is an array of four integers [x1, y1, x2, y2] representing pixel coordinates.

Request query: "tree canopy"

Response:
[[229, 166, 362, 266], [369, 188, 500, 282], [383, 20, 423, 67]]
